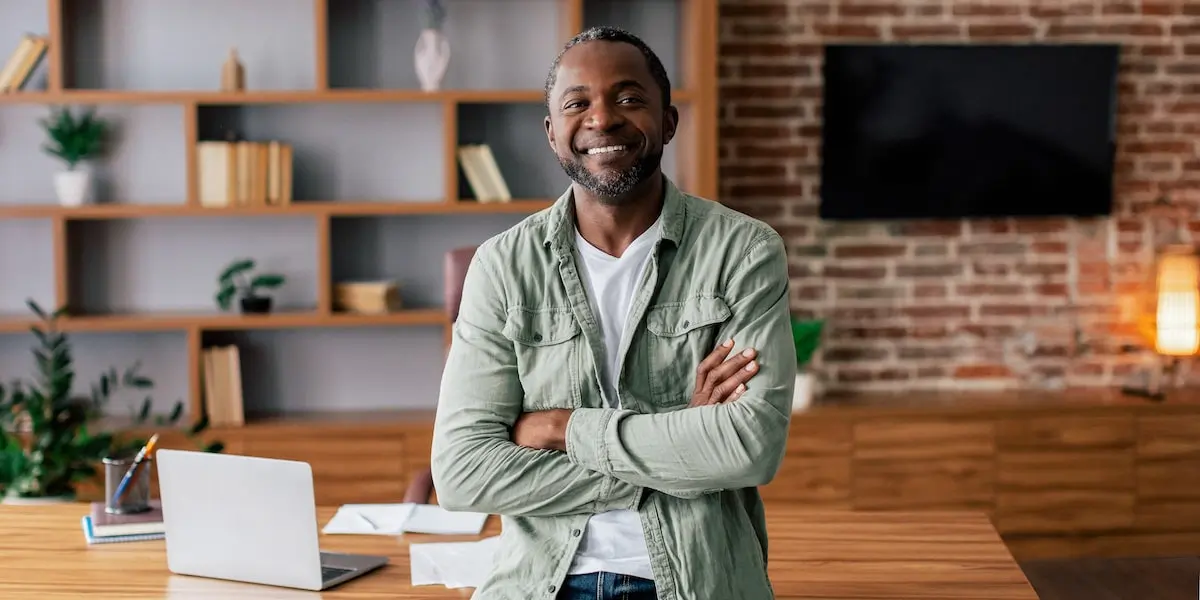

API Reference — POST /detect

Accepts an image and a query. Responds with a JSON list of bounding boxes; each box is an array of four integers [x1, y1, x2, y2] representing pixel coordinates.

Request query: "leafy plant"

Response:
[[215, 258, 286, 311], [39, 106, 109, 170], [791, 317, 824, 368], [420, 0, 446, 30], [0, 299, 222, 500]]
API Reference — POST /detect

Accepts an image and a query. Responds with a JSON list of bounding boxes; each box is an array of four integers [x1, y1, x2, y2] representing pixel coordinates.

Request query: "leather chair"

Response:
[[402, 246, 477, 505]]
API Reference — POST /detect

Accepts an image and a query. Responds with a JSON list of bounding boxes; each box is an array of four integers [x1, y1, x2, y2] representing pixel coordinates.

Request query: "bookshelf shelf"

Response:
[[0, 89, 696, 106], [0, 199, 555, 220], [0, 0, 718, 432], [0, 308, 445, 334]]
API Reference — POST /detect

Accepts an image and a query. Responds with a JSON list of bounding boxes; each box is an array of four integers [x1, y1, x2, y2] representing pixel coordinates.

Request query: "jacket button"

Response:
[[549, 584, 557, 593], [682, 320, 690, 328], [572, 528, 581, 536], [533, 333, 543, 342]]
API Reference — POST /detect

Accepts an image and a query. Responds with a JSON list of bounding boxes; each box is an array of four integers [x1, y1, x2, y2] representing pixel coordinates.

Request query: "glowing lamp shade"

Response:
[[1155, 248, 1200, 356]]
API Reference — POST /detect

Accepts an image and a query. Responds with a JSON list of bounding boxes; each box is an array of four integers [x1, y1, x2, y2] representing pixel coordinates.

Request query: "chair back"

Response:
[[444, 246, 477, 323]]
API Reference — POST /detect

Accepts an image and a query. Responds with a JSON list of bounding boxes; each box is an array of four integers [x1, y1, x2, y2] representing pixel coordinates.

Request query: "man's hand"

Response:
[[690, 339, 759, 407], [512, 408, 571, 451]]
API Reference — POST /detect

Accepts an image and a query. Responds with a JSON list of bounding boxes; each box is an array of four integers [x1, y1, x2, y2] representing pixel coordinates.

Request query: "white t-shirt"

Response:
[[566, 214, 662, 580]]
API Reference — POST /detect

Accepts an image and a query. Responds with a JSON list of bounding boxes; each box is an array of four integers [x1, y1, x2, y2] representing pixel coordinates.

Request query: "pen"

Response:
[[111, 433, 159, 504], [357, 512, 379, 531]]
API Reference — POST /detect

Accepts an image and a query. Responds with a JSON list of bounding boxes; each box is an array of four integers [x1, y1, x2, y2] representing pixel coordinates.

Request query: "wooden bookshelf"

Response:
[[0, 0, 719, 433]]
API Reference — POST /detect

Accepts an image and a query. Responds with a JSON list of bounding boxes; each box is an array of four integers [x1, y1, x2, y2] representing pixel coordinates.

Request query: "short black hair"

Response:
[[543, 26, 672, 113]]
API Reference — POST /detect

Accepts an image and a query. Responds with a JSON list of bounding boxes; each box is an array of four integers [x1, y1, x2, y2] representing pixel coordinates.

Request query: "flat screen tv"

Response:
[[819, 43, 1120, 220]]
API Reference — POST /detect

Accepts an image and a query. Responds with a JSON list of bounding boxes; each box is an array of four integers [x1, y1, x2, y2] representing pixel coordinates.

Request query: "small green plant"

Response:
[[0, 300, 222, 500], [791, 317, 824, 368], [420, 0, 446, 30], [39, 106, 109, 170], [216, 258, 286, 312]]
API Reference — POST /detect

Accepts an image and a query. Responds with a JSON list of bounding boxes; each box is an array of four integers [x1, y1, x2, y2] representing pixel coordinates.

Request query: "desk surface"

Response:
[[0, 503, 1038, 599]]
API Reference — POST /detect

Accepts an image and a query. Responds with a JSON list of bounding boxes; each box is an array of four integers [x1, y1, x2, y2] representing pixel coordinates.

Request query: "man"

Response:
[[431, 26, 796, 600]]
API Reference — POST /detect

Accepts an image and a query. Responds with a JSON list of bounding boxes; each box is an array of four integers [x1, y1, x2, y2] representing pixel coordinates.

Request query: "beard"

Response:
[[558, 147, 663, 205]]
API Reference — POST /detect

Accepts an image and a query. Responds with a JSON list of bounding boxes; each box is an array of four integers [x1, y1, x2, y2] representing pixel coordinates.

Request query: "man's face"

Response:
[[544, 41, 677, 204]]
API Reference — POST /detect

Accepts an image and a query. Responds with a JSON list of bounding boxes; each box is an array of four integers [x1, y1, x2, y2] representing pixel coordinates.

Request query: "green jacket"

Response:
[[431, 176, 796, 599]]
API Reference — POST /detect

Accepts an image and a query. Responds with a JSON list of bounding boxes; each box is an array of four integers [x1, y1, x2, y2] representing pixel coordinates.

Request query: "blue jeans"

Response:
[[556, 572, 657, 599]]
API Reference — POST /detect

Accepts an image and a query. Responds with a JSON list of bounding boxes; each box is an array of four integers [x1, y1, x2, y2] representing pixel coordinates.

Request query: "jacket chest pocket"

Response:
[[643, 296, 732, 407], [503, 308, 582, 410]]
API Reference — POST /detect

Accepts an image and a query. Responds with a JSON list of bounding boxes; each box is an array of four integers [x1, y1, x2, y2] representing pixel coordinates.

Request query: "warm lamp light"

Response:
[[1155, 246, 1200, 356]]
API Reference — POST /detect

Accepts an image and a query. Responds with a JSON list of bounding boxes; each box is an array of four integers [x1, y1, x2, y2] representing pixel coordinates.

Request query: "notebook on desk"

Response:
[[88, 499, 165, 536], [80, 515, 165, 545]]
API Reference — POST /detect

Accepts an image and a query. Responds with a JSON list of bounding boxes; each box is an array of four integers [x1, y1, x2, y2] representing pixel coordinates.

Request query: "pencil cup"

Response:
[[103, 455, 153, 515]]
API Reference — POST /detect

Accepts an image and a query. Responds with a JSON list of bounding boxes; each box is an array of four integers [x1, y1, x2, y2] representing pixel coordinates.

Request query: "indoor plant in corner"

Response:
[[40, 106, 109, 207], [791, 317, 824, 412], [216, 257, 286, 314], [0, 300, 223, 504]]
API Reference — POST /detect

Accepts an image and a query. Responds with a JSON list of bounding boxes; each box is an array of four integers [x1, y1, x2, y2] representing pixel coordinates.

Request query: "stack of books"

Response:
[[196, 140, 294, 208], [458, 144, 512, 203], [80, 500, 165, 545]]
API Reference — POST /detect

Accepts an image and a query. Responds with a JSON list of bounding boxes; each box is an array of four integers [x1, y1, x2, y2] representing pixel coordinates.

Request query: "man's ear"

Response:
[[663, 105, 679, 146], [544, 115, 556, 151]]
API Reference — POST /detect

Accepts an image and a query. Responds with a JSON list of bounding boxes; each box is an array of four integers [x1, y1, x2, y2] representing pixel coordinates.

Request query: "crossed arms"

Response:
[[429, 232, 795, 517]]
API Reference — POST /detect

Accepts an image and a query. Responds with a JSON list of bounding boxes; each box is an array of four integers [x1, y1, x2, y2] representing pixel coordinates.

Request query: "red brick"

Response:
[[721, 4, 790, 19], [824, 266, 888, 279], [957, 283, 1025, 296], [740, 63, 815, 78], [840, 2, 904, 17], [891, 24, 963, 39], [833, 244, 907, 259], [954, 364, 1014, 378], [814, 23, 883, 37], [969, 24, 1037, 38], [953, 3, 1023, 16]]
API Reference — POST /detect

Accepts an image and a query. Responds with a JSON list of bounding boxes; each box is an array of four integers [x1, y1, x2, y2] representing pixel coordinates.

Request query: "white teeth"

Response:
[[586, 145, 626, 155]]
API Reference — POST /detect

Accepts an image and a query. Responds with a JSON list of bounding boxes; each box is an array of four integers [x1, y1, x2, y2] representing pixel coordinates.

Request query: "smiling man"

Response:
[[431, 26, 796, 600]]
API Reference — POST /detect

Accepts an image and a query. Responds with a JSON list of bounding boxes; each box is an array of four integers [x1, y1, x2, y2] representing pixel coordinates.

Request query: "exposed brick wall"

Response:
[[717, 0, 1200, 393]]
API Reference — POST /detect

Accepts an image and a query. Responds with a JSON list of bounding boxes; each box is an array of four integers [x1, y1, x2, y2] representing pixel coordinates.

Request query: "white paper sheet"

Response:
[[410, 536, 500, 588], [322, 503, 488, 536], [322, 503, 416, 535], [402, 504, 490, 535]]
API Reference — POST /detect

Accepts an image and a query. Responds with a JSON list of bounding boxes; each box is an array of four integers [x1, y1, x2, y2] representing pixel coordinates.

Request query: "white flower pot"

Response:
[[54, 168, 92, 206], [414, 28, 450, 92], [791, 372, 813, 413]]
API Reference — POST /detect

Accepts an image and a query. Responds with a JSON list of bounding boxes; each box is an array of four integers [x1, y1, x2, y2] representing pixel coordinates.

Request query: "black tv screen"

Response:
[[819, 43, 1120, 220]]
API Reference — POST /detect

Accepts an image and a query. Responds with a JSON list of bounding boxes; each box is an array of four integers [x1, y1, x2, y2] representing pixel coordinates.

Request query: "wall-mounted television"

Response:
[[819, 43, 1120, 221]]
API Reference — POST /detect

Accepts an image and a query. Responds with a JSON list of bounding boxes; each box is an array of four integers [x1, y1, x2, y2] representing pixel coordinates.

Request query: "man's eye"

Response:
[[619, 97, 643, 104]]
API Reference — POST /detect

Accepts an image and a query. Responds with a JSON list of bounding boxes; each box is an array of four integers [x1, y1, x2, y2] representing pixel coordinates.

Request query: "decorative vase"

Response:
[[241, 296, 272, 314], [414, 28, 450, 92], [54, 167, 91, 207], [791, 372, 813, 413]]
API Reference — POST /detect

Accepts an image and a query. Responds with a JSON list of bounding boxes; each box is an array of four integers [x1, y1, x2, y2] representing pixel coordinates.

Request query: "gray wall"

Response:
[[0, 0, 688, 417]]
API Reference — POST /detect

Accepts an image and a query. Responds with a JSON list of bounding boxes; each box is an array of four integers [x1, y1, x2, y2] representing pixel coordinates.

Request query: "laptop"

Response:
[[156, 449, 389, 591]]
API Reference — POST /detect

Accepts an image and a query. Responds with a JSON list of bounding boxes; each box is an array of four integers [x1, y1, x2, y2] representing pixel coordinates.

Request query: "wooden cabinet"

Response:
[[118, 390, 1200, 561]]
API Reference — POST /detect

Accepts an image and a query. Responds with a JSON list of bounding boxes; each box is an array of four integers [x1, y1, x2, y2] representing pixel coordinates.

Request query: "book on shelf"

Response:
[[0, 33, 48, 93], [457, 144, 512, 203], [197, 140, 293, 208], [203, 344, 245, 427], [334, 280, 402, 314]]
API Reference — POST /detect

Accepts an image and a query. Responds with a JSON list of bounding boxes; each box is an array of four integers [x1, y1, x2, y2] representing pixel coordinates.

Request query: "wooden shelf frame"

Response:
[[0, 0, 720, 426]]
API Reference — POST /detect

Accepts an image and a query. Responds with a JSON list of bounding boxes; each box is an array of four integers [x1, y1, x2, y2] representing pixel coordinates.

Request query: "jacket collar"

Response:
[[542, 173, 686, 258]]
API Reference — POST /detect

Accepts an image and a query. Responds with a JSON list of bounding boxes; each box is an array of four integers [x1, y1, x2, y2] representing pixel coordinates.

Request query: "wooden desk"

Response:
[[0, 504, 1038, 599]]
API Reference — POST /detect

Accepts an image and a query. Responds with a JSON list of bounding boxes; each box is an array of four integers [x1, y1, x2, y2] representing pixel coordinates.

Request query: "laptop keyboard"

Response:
[[322, 565, 353, 582]]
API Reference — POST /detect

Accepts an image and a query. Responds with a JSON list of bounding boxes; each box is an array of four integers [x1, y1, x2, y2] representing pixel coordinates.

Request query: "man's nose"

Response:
[[586, 101, 624, 130]]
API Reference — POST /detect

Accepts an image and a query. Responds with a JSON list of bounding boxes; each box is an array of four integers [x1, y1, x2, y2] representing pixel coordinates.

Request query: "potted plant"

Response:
[[0, 300, 223, 504], [790, 317, 824, 412], [40, 106, 109, 207], [216, 257, 286, 314], [414, 0, 449, 91]]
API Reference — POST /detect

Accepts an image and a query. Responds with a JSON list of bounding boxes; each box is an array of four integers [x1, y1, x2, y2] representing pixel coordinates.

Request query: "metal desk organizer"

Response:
[[103, 455, 153, 514]]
